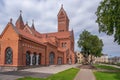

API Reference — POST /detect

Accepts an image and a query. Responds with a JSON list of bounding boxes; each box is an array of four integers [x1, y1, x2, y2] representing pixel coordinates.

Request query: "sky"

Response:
[[0, 0, 120, 57]]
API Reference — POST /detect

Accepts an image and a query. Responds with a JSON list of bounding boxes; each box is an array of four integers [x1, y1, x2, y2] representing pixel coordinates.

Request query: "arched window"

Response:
[[64, 42, 67, 47], [26, 51, 30, 65], [5, 47, 13, 64], [62, 43, 64, 47], [62, 42, 67, 48]]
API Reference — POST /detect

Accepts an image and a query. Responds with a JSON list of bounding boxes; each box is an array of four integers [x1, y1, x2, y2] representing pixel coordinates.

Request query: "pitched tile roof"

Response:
[[18, 28, 45, 45], [41, 31, 72, 39]]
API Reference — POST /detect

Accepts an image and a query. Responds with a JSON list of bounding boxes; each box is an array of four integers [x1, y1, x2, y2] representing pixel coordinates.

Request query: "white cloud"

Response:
[[0, 0, 120, 56]]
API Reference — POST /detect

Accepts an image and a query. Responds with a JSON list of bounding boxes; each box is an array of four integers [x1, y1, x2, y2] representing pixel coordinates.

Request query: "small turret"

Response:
[[15, 10, 24, 30], [31, 20, 35, 30]]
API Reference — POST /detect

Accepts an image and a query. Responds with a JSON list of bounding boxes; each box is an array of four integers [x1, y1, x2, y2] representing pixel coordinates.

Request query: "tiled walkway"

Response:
[[74, 69, 96, 80]]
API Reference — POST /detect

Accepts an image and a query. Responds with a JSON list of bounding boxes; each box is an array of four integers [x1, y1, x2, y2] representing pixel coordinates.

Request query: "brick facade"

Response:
[[0, 5, 75, 70]]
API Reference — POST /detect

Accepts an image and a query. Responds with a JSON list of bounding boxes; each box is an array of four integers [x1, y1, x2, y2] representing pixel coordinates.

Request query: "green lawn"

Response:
[[94, 64, 120, 71], [94, 64, 120, 80], [17, 68, 79, 80], [94, 71, 120, 80], [116, 63, 120, 66]]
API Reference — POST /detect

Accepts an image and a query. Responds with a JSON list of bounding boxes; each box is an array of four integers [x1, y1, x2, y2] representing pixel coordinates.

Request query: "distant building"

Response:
[[76, 52, 108, 64], [108, 56, 120, 64], [76, 52, 83, 64], [95, 54, 108, 63]]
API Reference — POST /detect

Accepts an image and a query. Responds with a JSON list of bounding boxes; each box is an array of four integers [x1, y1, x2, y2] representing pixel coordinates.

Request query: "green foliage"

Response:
[[94, 71, 120, 80], [94, 64, 120, 71], [77, 30, 103, 63], [89, 35, 103, 57], [94, 64, 120, 80], [116, 63, 120, 66], [77, 30, 91, 57], [96, 0, 120, 44], [17, 68, 79, 80]]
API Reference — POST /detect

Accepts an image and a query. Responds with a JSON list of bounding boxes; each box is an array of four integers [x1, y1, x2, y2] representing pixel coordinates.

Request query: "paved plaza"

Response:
[[0, 71, 52, 80], [0, 64, 79, 80], [21, 64, 79, 74]]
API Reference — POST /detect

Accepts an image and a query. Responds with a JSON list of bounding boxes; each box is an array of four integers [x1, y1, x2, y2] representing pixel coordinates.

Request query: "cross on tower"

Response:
[[61, 4, 63, 8], [20, 10, 22, 15], [32, 19, 34, 24], [10, 18, 12, 23]]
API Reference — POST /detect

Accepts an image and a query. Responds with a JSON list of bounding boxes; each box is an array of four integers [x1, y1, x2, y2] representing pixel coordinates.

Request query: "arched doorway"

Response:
[[5, 47, 13, 64], [49, 52, 55, 65], [38, 54, 41, 65], [32, 53, 36, 65], [58, 57, 62, 65], [69, 58, 72, 64], [26, 51, 30, 65], [67, 58, 69, 64]]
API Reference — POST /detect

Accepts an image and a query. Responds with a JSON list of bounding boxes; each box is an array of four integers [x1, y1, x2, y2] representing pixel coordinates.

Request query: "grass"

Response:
[[17, 68, 79, 80], [94, 64, 120, 71], [94, 64, 120, 80], [116, 63, 120, 66], [18, 77, 43, 80], [94, 71, 120, 80]]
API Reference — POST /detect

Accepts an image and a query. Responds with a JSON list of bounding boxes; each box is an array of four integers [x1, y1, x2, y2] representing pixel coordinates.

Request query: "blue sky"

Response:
[[0, 0, 120, 57]]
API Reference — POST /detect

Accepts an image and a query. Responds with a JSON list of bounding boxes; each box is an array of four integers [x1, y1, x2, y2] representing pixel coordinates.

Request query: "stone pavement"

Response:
[[0, 64, 79, 80], [74, 69, 96, 80], [0, 73, 22, 80], [0, 71, 52, 80], [21, 64, 79, 74]]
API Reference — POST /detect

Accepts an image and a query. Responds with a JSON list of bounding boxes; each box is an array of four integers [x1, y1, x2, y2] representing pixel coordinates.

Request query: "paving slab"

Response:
[[74, 69, 96, 80]]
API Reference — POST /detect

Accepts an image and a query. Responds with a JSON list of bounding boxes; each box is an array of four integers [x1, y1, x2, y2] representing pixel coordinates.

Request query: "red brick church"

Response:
[[0, 5, 75, 70]]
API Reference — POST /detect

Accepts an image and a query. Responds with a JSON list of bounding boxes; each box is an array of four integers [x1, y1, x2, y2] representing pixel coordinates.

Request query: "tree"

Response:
[[96, 0, 120, 44], [77, 30, 103, 64], [89, 35, 103, 63]]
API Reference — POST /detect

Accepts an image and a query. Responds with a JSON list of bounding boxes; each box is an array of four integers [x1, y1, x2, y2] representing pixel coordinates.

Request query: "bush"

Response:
[[117, 63, 120, 66]]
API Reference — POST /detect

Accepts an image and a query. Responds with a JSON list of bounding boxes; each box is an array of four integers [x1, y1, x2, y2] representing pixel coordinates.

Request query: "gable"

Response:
[[58, 8, 66, 17], [23, 25, 33, 35], [57, 7, 69, 21], [58, 12, 66, 21], [59, 11, 65, 17], [1, 23, 19, 40]]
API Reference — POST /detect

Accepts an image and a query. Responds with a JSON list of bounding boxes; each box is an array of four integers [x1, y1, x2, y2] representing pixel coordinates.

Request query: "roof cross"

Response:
[[32, 19, 34, 24], [10, 18, 12, 23], [20, 10, 22, 15]]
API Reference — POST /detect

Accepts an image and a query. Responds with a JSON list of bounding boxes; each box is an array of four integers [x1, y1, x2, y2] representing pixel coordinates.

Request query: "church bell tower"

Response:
[[58, 5, 69, 32]]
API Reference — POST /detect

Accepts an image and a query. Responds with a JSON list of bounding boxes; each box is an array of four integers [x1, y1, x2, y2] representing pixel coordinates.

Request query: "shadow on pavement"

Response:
[[0, 71, 53, 78]]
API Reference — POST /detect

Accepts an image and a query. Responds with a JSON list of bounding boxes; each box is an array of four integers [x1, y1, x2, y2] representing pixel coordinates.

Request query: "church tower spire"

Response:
[[31, 19, 35, 30], [15, 10, 24, 30], [57, 4, 69, 32]]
